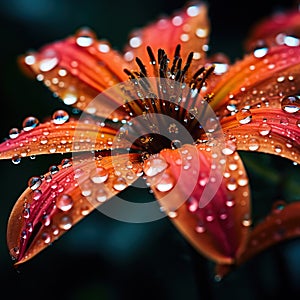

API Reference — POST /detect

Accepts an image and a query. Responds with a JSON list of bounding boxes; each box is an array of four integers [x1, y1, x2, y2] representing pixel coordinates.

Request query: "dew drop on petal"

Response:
[[9, 128, 20, 139], [39, 57, 59, 72], [259, 123, 271, 136], [143, 157, 168, 177], [171, 140, 182, 149], [95, 188, 107, 202], [113, 177, 127, 191], [12, 154, 21, 165], [253, 46, 268, 58], [59, 215, 73, 230], [22, 116, 39, 131], [155, 173, 174, 192], [89, 167, 108, 184], [28, 176, 42, 190], [242, 214, 252, 227], [222, 139, 236, 155], [272, 200, 286, 213], [52, 110, 69, 125], [281, 95, 300, 113], [49, 165, 59, 174], [75, 27, 95, 47], [56, 194, 73, 212], [236, 108, 252, 124], [248, 138, 260, 151]]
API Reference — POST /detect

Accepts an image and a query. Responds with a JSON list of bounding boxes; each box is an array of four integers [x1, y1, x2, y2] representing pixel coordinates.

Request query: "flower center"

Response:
[[122, 45, 215, 155]]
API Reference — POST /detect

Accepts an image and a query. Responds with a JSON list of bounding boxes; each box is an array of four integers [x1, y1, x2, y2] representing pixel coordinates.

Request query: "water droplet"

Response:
[[143, 157, 168, 177], [155, 173, 174, 192], [28, 176, 42, 190], [52, 110, 69, 125], [61, 158, 72, 168], [22, 116, 39, 131], [113, 177, 127, 191], [281, 95, 300, 113], [248, 138, 260, 151], [9, 128, 20, 139], [205, 117, 219, 132], [75, 28, 95, 47], [222, 139, 236, 155], [39, 57, 59, 72], [274, 145, 282, 153], [129, 36, 142, 48], [42, 214, 51, 226], [63, 92, 78, 105], [187, 197, 198, 212], [41, 232, 51, 244], [272, 200, 286, 213], [56, 194, 73, 211], [242, 214, 252, 227], [168, 211, 177, 218], [22, 208, 30, 219], [253, 46, 268, 58], [59, 215, 73, 230], [96, 188, 107, 202], [171, 140, 182, 149], [195, 221, 206, 233], [236, 108, 252, 124], [49, 165, 59, 174], [226, 178, 237, 191], [32, 189, 42, 200], [90, 167, 108, 183], [225, 198, 235, 207], [259, 123, 271, 136], [12, 154, 21, 165]]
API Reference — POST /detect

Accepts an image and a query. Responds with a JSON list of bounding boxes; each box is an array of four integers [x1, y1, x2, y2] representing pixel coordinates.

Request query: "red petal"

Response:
[[222, 108, 300, 164], [7, 153, 142, 265], [124, 2, 210, 76], [245, 8, 300, 51], [0, 117, 134, 160], [144, 144, 250, 265], [20, 28, 131, 118], [237, 202, 300, 266], [211, 45, 300, 113]]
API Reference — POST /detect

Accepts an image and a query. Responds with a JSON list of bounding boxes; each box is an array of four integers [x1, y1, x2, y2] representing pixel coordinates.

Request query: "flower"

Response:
[[1, 1, 300, 280]]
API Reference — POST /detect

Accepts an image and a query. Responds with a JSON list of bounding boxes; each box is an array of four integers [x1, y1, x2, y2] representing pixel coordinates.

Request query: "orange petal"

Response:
[[7, 153, 142, 265], [237, 201, 300, 266], [222, 108, 300, 164], [124, 1, 210, 76], [245, 8, 300, 51], [210, 45, 300, 113], [20, 28, 131, 118], [144, 144, 250, 266], [0, 116, 135, 160]]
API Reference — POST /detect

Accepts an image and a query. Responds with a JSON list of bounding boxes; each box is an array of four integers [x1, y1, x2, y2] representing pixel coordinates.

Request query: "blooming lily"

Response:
[[2, 1, 300, 280]]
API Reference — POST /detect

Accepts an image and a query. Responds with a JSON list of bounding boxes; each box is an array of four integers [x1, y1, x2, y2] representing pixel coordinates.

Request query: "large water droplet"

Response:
[[22, 116, 39, 131], [281, 95, 300, 113], [171, 140, 182, 149], [90, 167, 108, 184], [236, 108, 252, 124], [75, 27, 95, 47], [222, 139, 236, 155], [155, 173, 174, 192], [259, 123, 271, 136], [96, 188, 107, 202], [143, 157, 168, 177], [56, 194, 73, 211], [52, 110, 69, 125], [39, 57, 59, 72], [9, 128, 20, 139], [113, 177, 127, 191], [59, 215, 73, 230], [28, 176, 42, 190]]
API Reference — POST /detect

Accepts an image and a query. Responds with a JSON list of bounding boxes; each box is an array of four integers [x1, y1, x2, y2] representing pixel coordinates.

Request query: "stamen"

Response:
[[135, 57, 147, 77]]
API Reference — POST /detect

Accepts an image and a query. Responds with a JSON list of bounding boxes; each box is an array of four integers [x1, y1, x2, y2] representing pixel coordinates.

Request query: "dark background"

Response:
[[1, 0, 300, 299]]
